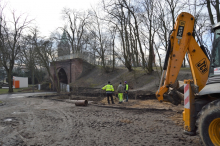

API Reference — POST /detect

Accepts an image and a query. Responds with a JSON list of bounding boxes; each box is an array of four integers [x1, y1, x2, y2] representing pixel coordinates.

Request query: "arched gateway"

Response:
[[58, 68, 68, 84], [49, 58, 94, 89]]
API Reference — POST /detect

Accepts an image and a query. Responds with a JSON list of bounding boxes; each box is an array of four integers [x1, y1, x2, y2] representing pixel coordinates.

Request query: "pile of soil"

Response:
[[70, 66, 192, 97], [95, 97, 184, 114], [130, 100, 184, 114]]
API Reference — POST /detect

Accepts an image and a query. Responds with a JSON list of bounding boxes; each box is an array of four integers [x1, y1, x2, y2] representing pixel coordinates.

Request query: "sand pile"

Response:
[[130, 100, 183, 111]]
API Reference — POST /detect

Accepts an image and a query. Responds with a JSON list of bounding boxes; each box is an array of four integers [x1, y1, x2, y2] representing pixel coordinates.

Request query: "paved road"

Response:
[[0, 92, 55, 100]]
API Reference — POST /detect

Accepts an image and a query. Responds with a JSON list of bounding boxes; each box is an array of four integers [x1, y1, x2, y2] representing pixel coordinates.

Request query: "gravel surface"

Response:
[[0, 97, 201, 146]]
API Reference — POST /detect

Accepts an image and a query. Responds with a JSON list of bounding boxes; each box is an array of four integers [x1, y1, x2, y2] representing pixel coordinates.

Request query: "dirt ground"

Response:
[[0, 95, 202, 146]]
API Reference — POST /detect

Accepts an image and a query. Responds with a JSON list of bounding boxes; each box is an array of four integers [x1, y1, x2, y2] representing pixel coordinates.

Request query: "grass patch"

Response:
[[0, 87, 41, 95], [90, 83, 98, 88], [0, 100, 2, 104], [145, 77, 155, 84], [0, 88, 22, 94]]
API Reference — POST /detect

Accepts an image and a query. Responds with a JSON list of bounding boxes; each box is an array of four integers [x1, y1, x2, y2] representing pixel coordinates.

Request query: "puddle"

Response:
[[4, 118, 12, 122], [11, 96, 24, 98], [0, 126, 5, 130], [12, 112, 26, 114], [2, 117, 19, 126]]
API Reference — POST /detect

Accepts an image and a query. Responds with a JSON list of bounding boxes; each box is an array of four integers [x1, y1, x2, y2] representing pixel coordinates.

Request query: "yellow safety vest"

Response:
[[102, 84, 114, 92], [125, 84, 129, 91]]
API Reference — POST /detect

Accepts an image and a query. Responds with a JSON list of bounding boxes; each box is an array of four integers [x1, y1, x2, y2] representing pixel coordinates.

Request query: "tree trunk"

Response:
[[123, 0, 145, 68], [215, 0, 220, 22], [32, 67, 35, 92], [148, 18, 153, 73], [206, 0, 215, 25], [148, 42, 153, 73], [8, 70, 13, 93], [112, 36, 115, 71]]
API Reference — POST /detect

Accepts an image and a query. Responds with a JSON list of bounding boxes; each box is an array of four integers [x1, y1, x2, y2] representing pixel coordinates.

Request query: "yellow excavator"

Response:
[[156, 12, 220, 146]]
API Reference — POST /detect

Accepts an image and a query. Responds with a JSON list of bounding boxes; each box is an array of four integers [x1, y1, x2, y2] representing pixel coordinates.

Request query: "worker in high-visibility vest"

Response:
[[124, 81, 129, 102], [102, 81, 115, 104], [117, 82, 124, 104]]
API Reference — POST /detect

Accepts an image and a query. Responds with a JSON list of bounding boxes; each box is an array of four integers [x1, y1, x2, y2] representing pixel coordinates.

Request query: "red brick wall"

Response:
[[50, 58, 93, 85], [70, 59, 83, 83]]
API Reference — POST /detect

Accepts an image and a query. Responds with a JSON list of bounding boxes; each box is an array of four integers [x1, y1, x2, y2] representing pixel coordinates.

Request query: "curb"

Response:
[[0, 91, 55, 95], [28, 94, 57, 98]]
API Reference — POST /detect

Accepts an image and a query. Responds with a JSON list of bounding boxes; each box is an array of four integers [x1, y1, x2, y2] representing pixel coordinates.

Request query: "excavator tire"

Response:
[[197, 99, 220, 146]]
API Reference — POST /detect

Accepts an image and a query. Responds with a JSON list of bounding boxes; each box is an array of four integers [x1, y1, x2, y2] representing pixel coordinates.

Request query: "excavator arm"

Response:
[[156, 12, 210, 103]]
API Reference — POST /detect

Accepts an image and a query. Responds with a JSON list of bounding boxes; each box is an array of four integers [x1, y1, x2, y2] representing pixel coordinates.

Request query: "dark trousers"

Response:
[[124, 92, 128, 101], [107, 93, 114, 104]]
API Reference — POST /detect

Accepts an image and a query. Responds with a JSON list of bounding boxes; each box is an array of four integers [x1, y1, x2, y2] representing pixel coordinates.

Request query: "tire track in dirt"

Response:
[[0, 98, 65, 145], [19, 99, 72, 145], [24, 99, 48, 145], [22, 99, 74, 145], [13, 98, 46, 145], [39, 103, 74, 146], [0, 97, 202, 146]]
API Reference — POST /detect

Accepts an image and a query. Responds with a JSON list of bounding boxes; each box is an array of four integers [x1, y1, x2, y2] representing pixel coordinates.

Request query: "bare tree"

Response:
[[20, 34, 38, 92], [203, 0, 220, 25], [164, 0, 184, 28], [31, 29, 61, 93], [109, 26, 117, 71], [0, 7, 32, 92], [122, 0, 146, 69], [141, 0, 158, 73], [102, 0, 133, 71], [61, 8, 89, 54], [87, 8, 111, 72]]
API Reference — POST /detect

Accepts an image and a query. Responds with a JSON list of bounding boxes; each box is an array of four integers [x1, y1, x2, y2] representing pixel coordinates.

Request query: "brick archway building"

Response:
[[50, 58, 94, 86]]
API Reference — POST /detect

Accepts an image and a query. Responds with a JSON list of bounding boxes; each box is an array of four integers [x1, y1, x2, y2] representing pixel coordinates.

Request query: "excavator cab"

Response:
[[209, 23, 220, 77], [199, 23, 220, 95]]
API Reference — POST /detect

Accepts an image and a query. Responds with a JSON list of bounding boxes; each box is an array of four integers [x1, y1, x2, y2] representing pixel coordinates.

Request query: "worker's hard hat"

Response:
[[124, 81, 127, 83]]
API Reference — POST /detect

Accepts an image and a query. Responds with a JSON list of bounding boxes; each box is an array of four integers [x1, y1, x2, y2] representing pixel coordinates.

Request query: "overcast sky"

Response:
[[6, 0, 100, 37]]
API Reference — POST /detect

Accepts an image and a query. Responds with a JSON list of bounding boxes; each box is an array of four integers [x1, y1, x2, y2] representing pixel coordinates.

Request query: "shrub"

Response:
[[41, 82, 50, 90]]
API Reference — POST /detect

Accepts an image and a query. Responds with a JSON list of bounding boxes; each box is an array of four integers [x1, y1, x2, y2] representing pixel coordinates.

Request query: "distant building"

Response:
[[13, 76, 28, 88]]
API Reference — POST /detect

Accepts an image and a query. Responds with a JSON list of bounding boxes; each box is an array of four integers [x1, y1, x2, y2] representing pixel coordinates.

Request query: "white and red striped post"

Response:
[[184, 83, 190, 109], [183, 79, 195, 132]]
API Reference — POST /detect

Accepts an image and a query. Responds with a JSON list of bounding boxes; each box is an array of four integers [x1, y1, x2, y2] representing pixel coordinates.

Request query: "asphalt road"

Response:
[[0, 92, 55, 100]]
